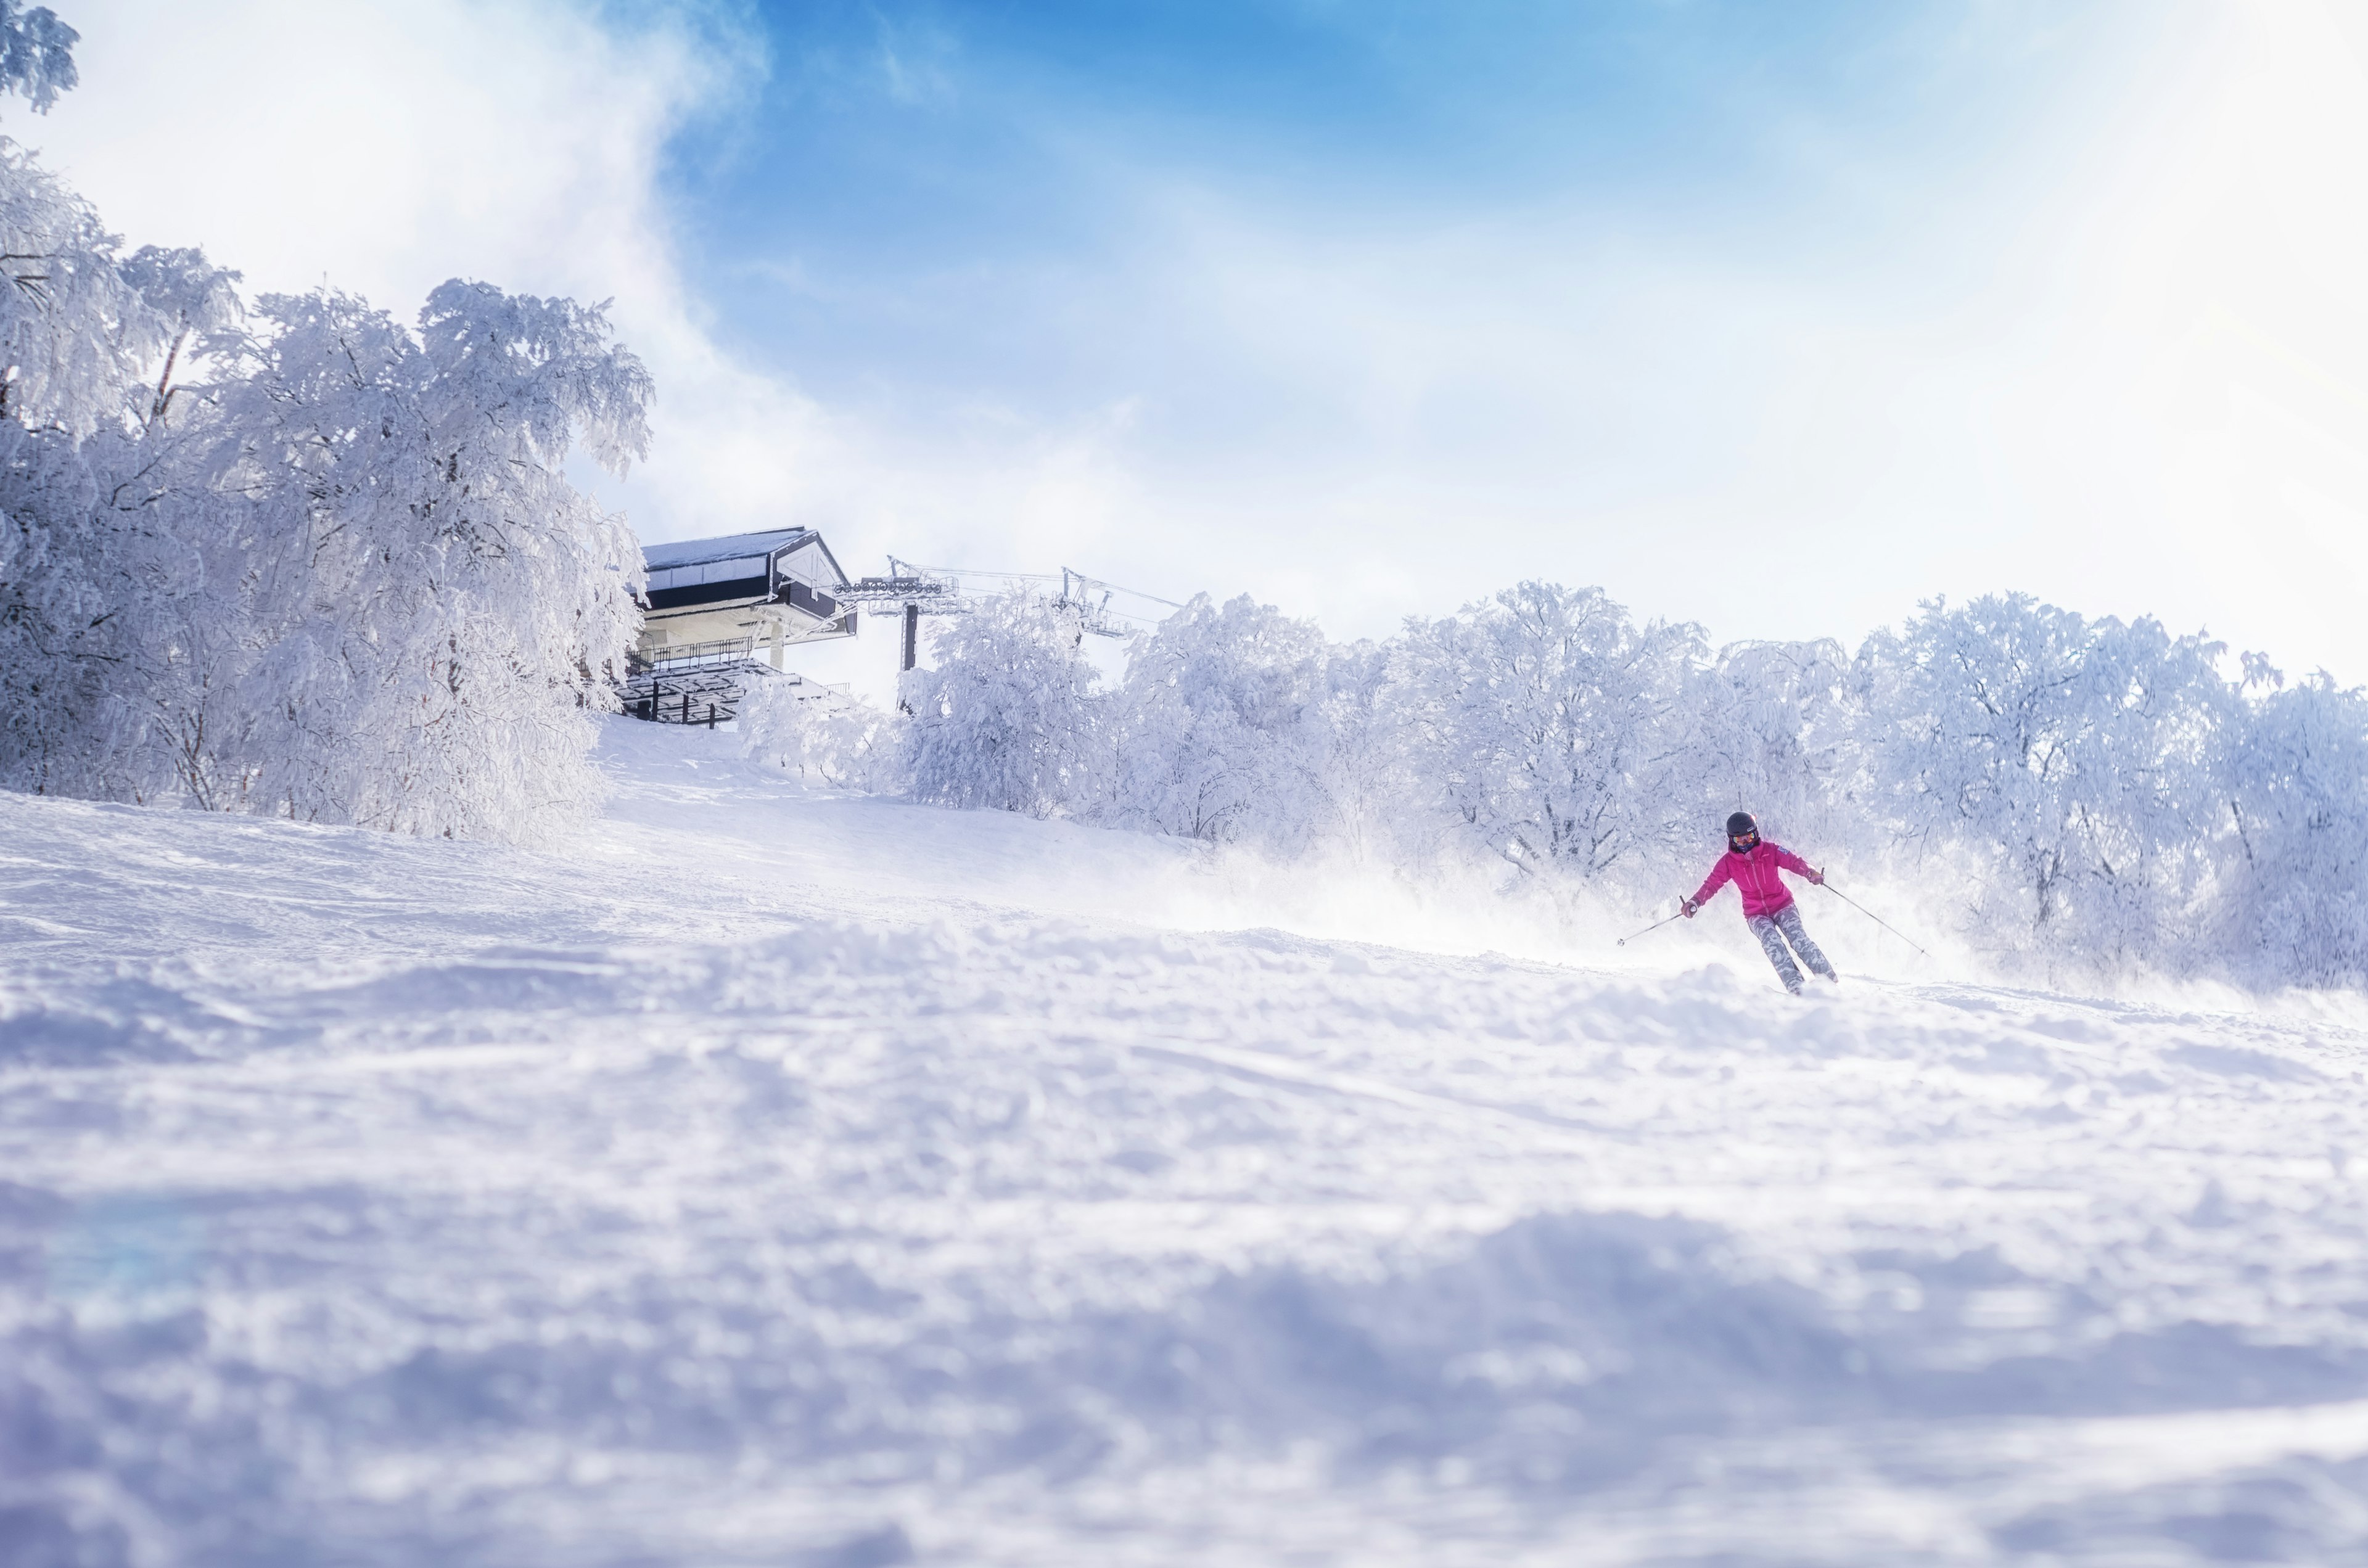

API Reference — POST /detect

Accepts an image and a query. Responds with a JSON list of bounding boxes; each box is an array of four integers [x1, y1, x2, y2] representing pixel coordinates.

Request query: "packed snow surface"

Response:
[[9, 721, 2368, 1566]]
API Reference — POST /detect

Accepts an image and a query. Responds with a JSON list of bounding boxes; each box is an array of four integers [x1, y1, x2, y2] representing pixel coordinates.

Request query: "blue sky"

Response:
[[670, 1, 2144, 458], [36, 0, 2368, 695]]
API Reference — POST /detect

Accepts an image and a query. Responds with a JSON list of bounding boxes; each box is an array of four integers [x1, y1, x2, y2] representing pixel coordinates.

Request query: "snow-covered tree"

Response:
[[1395, 581, 1703, 887], [1309, 636, 1411, 865], [0, 1, 75, 113], [903, 589, 1108, 817], [1856, 595, 2231, 966], [1679, 637, 1859, 859], [742, 679, 909, 793], [56, 247, 247, 806], [0, 416, 117, 794], [160, 282, 649, 837], [0, 147, 162, 435], [117, 244, 242, 427], [0, 26, 202, 803], [1103, 593, 1331, 850], [0, 4, 99, 426], [2214, 670, 2368, 987]]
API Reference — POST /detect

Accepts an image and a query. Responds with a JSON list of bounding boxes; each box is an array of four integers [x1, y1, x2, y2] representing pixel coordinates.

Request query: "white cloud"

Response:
[[1938, 0, 2368, 673], [990, 0, 2368, 682], [28, 0, 833, 547]]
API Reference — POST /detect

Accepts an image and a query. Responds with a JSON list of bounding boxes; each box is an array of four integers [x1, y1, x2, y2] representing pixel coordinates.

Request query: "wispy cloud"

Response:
[[873, 6, 958, 106]]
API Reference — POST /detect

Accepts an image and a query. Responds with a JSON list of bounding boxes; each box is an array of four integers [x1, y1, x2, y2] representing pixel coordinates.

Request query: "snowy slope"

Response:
[[7, 721, 2368, 1566]]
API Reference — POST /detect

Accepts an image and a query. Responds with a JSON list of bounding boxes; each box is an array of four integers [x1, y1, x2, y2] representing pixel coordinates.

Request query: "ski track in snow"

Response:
[[7, 722, 2368, 1565]]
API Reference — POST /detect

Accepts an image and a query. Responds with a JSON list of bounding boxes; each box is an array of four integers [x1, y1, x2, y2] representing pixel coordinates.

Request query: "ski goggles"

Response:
[[1729, 830, 1760, 850]]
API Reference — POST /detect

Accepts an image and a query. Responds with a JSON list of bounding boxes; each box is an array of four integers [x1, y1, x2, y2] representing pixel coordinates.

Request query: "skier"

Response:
[[1682, 811, 1838, 995]]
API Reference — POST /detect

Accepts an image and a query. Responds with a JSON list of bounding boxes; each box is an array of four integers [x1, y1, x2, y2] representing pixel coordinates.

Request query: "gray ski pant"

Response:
[[1746, 903, 1835, 993]]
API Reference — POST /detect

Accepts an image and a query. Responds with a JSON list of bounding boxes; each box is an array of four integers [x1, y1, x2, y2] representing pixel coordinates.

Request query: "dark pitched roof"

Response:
[[641, 528, 817, 572]]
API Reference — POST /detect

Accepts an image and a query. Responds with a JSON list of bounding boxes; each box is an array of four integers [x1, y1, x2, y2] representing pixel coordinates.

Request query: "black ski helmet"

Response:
[[1725, 811, 1758, 839]]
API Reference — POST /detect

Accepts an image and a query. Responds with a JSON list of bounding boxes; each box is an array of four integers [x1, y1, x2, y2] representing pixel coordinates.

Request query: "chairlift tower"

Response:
[[835, 557, 969, 678], [835, 556, 1184, 682]]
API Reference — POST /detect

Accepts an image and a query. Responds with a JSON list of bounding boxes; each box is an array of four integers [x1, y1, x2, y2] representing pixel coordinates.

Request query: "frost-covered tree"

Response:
[[1856, 594, 2231, 964], [0, 25, 202, 802], [0, 416, 116, 794], [160, 282, 650, 837], [0, 4, 101, 427], [1310, 636, 1410, 864], [2214, 670, 2368, 987], [117, 244, 242, 427], [741, 679, 909, 793], [56, 247, 247, 805], [1103, 593, 1331, 850], [1396, 581, 1703, 886], [0, 1, 75, 113], [1680, 637, 1859, 858], [903, 589, 1108, 816], [0, 152, 163, 435]]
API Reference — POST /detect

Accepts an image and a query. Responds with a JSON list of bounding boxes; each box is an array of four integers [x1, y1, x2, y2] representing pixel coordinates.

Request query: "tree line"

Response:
[[747, 583, 2368, 990]]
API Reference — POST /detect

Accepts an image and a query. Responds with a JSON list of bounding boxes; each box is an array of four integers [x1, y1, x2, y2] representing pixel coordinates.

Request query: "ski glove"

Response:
[[1680, 897, 1698, 917], [1809, 869, 1825, 885]]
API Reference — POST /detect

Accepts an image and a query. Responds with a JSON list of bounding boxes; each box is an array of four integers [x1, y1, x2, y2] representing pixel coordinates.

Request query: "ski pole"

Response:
[[1616, 909, 1686, 947], [1817, 882, 1931, 958]]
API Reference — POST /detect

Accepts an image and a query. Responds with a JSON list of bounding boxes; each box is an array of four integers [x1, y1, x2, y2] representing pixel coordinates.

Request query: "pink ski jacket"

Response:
[[1693, 841, 1817, 919]]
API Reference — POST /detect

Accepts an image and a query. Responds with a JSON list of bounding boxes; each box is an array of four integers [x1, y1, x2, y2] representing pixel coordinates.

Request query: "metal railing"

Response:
[[622, 636, 775, 726], [627, 636, 762, 677]]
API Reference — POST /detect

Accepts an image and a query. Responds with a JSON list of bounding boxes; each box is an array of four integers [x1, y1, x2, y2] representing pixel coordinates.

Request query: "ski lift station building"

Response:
[[627, 527, 857, 724]]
